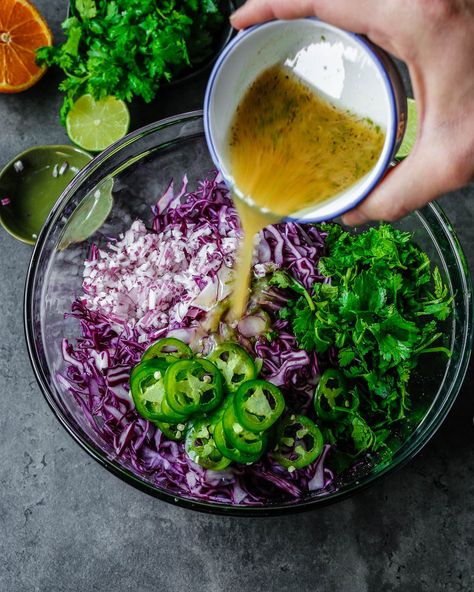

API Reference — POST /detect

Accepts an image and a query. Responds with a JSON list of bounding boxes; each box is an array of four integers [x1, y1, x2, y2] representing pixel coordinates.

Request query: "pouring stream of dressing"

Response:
[[227, 64, 385, 319], [231, 199, 279, 320]]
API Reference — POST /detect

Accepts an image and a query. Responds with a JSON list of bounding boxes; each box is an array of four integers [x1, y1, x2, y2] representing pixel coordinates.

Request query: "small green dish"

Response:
[[0, 145, 92, 245]]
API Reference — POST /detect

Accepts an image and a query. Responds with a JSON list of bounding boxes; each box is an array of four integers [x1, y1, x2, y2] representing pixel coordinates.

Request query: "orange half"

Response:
[[0, 0, 52, 93]]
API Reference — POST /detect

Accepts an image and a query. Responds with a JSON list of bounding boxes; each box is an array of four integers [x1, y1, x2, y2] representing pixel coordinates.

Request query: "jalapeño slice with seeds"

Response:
[[273, 415, 324, 470], [208, 343, 257, 393], [164, 358, 223, 416], [234, 379, 285, 433], [130, 359, 169, 422], [314, 368, 359, 421], [185, 415, 232, 471]]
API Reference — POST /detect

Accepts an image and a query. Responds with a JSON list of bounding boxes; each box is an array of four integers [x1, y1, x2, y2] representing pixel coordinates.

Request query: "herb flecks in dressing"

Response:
[[228, 64, 385, 318]]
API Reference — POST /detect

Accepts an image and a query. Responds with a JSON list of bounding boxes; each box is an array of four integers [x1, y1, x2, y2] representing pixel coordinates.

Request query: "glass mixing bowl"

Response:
[[24, 112, 473, 515]]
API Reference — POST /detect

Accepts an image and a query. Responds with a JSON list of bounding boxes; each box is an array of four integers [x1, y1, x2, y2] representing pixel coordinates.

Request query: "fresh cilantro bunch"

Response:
[[270, 223, 452, 459], [37, 0, 224, 123]]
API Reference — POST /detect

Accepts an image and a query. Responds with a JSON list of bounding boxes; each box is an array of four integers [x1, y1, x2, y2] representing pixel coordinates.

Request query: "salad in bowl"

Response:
[[25, 113, 472, 514]]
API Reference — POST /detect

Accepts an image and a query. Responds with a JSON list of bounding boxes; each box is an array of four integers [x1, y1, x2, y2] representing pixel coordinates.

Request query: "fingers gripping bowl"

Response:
[[25, 112, 472, 515]]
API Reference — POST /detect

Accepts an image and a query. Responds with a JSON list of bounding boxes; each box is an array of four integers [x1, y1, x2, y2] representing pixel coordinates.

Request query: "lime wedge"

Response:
[[66, 95, 130, 152], [59, 179, 114, 249], [396, 98, 417, 160]]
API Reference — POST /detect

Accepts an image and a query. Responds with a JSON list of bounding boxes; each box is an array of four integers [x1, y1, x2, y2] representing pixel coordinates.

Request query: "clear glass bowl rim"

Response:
[[24, 110, 473, 516]]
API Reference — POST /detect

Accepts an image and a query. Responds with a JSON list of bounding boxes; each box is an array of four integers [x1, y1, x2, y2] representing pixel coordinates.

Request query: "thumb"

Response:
[[341, 141, 455, 225], [230, 0, 318, 29], [230, 0, 382, 32]]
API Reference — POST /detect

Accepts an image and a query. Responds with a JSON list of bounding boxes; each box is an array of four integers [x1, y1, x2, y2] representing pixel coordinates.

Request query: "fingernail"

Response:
[[341, 210, 368, 226]]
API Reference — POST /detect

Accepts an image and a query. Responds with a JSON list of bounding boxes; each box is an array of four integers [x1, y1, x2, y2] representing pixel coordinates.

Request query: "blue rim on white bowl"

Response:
[[204, 18, 407, 223]]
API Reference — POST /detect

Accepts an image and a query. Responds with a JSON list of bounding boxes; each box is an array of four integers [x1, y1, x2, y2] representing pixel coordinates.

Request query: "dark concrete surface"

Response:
[[1, 2, 473, 591]]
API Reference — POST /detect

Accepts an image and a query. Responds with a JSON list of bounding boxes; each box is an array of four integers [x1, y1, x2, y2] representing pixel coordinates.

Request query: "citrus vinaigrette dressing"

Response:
[[228, 64, 385, 319]]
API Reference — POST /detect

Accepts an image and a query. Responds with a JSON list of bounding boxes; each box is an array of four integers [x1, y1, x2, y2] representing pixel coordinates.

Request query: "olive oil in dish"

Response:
[[228, 64, 385, 318]]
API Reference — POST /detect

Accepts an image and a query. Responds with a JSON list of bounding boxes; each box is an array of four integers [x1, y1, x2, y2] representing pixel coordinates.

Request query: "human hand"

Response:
[[230, 0, 474, 224]]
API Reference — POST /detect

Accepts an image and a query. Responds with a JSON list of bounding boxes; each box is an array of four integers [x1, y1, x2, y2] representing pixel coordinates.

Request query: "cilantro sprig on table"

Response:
[[270, 223, 452, 459], [36, 0, 224, 123]]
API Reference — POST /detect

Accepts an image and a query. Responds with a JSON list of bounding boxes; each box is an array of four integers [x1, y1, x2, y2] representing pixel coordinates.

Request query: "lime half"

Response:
[[396, 98, 417, 160], [66, 95, 130, 152]]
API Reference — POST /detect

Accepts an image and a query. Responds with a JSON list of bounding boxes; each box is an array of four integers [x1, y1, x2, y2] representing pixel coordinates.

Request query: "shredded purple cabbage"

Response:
[[60, 172, 334, 505]]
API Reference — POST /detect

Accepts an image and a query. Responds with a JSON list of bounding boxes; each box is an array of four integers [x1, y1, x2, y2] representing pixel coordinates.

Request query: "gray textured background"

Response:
[[1, 2, 473, 591]]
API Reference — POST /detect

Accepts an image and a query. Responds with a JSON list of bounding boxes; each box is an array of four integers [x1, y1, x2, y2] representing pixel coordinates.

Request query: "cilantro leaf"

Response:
[[338, 348, 356, 367], [351, 415, 375, 454], [292, 298, 316, 351], [61, 18, 82, 56], [270, 270, 314, 310], [76, 0, 97, 20]]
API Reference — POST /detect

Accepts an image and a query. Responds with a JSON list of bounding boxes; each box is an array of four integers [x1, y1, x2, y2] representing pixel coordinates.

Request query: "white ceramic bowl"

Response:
[[204, 18, 407, 222]]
